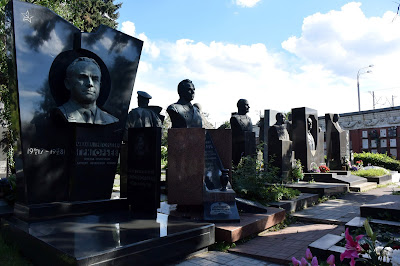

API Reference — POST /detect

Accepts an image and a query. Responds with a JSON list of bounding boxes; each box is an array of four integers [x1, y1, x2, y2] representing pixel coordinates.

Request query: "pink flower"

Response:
[[291, 257, 300, 266], [340, 228, 363, 266], [306, 248, 313, 260], [311, 256, 318, 266], [326, 254, 335, 266], [300, 257, 308, 266]]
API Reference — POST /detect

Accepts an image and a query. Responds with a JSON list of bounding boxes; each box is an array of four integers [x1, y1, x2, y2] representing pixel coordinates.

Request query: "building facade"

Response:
[[318, 106, 400, 159]]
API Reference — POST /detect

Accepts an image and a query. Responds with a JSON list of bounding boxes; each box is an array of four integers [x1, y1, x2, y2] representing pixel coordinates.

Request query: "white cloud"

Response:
[[125, 2, 400, 126], [120, 21, 160, 58], [235, 0, 261, 8]]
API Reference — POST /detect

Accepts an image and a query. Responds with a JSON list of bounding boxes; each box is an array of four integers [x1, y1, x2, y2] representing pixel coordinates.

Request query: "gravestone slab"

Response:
[[262, 109, 279, 166], [127, 127, 161, 215], [6, 0, 142, 218], [325, 114, 350, 170]]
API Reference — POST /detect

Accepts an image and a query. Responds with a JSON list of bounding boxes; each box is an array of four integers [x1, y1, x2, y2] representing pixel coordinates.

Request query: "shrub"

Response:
[[354, 152, 400, 171], [232, 155, 282, 204], [288, 159, 304, 181]]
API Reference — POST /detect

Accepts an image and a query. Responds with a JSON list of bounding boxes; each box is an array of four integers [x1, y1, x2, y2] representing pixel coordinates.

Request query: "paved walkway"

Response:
[[175, 183, 400, 265]]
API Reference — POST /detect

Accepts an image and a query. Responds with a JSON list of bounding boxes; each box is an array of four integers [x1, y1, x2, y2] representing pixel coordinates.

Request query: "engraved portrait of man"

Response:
[[57, 57, 118, 125]]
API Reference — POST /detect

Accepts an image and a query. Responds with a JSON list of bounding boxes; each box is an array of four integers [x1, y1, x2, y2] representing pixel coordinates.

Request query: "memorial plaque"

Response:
[[204, 132, 224, 190], [371, 139, 377, 148], [362, 139, 369, 149], [381, 139, 387, 148], [362, 131, 368, 138], [127, 128, 161, 214], [380, 129, 387, 137], [390, 139, 397, 147]]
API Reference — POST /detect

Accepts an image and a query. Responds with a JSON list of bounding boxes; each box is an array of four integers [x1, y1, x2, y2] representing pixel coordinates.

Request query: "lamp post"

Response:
[[357, 65, 374, 112]]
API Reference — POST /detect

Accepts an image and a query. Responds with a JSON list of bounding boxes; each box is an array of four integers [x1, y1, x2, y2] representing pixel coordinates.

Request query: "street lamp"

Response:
[[357, 65, 374, 112]]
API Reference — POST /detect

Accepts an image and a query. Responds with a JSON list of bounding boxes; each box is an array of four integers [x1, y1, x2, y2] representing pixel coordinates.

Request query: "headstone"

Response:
[[203, 132, 239, 222], [292, 107, 324, 172], [168, 128, 205, 205], [325, 114, 350, 170], [261, 109, 279, 167], [6, 0, 142, 219], [267, 112, 292, 178], [127, 127, 161, 215], [204, 132, 224, 190]]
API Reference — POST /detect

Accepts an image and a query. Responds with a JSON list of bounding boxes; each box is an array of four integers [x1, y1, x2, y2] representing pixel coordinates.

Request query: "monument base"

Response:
[[202, 188, 240, 222], [14, 198, 128, 222], [1, 210, 215, 266]]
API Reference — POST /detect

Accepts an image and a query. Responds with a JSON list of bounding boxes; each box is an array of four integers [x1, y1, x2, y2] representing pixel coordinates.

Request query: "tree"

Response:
[[0, 0, 122, 172]]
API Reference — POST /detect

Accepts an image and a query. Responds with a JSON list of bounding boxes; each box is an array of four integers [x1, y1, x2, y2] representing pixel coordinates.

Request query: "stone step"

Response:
[[283, 182, 348, 197], [346, 216, 400, 231], [269, 193, 319, 213], [349, 182, 377, 192]]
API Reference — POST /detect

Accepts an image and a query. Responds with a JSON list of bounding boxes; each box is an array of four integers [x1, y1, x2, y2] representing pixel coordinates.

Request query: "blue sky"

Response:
[[117, 0, 400, 126]]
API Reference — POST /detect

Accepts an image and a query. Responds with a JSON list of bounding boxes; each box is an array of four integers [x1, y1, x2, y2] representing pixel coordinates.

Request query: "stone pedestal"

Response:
[[269, 140, 293, 178], [127, 127, 161, 215], [168, 128, 205, 206]]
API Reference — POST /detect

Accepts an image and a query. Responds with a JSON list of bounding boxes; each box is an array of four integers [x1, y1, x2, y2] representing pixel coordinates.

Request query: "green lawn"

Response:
[[0, 234, 32, 266]]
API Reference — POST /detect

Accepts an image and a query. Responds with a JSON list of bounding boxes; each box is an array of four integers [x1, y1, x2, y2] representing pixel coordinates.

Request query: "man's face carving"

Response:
[[65, 61, 101, 105], [181, 82, 195, 102]]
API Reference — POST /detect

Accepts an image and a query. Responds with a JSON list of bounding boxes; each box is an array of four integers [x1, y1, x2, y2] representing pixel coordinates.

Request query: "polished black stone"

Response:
[[2, 211, 215, 265], [325, 114, 350, 170], [127, 127, 161, 214], [204, 132, 224, 190], [292, 107, 324, 172], [6, 1, 142, 206]]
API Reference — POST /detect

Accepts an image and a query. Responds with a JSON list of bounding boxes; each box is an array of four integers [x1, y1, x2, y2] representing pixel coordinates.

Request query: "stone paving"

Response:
[[176, 183, 400, 265], [174, 251, 284, 266]]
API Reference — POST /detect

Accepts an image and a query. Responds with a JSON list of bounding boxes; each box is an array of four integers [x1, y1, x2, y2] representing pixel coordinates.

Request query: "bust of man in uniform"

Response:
[[126, 91, 163, 129], [167, 79, 202, 128], [57, 57, 118, 125], [230, 99, 253, 133]]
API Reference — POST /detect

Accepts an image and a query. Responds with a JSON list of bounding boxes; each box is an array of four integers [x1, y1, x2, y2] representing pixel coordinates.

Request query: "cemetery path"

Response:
[[178, 183, 400, 265]]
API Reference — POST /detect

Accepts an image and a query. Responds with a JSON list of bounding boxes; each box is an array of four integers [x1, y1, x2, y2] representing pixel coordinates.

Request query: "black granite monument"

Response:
[[268, 112, 293, 178], [3, 2, 215, 265], [127, 127, 161, 215], [325, 113, 350, 170], [292, 107, 324, 172]]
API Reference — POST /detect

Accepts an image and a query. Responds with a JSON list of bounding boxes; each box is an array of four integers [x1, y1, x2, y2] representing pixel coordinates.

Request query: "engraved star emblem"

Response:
[[21, 10, 33, 23]]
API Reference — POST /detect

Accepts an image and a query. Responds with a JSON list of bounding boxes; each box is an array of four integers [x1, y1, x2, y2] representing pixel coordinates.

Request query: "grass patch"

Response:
[[0, 234, 32, 266], [351, 168, 389, 177]]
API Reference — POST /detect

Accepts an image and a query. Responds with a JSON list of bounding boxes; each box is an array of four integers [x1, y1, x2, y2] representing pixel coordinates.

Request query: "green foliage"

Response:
[[354, 152, 400, 171], [0, 233, 32, 266], [265, 184, 300, 202], [218, 120, 231, 129], [352, 168, 389, 177], [209, 241, 236, 252], [288, 159, 304, 181], [161, 145, 167, 167], [232, 155, 300, 204]]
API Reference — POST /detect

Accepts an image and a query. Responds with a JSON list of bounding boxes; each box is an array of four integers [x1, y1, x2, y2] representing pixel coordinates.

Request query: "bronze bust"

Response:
[[167, 79, 202, 128], [269, 112, 290, 141], [126, 91, 163, 129], [57, 57, 118, 125], [230, 99, 253, 133]]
